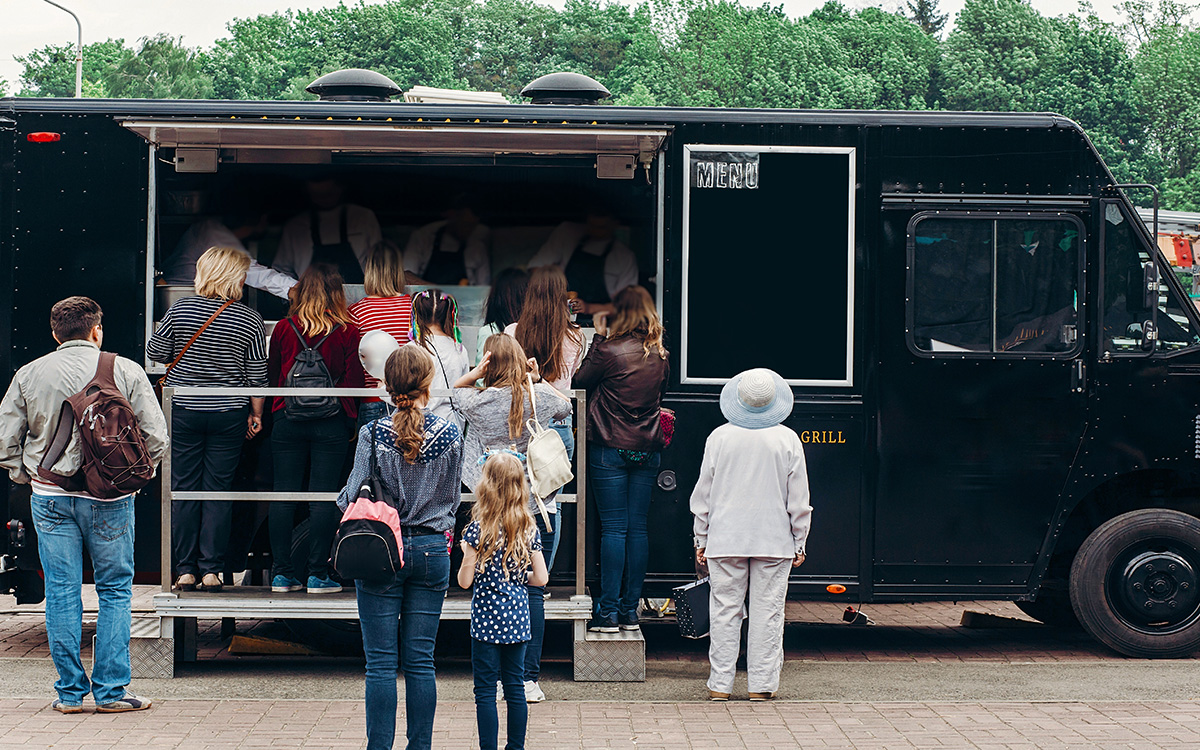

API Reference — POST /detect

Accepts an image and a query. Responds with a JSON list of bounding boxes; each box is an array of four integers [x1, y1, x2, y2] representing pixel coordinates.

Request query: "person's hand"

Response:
[[526, 357, 541, 380], [695, 547, 706, 566], [568, 297, 585, 314], [245, 413, 263, 440], [792, 552, 806, 568], [465, 351, 491, 382], [593, 311, 609, 337]]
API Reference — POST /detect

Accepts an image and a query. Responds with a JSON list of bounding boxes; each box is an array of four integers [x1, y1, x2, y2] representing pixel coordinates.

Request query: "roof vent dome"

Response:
[[520, 72, 610, 105], [306, 69, 403, 102]]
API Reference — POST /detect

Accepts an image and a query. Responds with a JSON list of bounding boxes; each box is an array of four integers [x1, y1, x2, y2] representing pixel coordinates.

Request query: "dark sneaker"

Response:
[[618, 612, 640, 631], [52, 699, 83, 714], [96, 691, 152, 713], [588, 614, 619, 633], [307, 576, 343, 594], [271, 575, 303, 593]]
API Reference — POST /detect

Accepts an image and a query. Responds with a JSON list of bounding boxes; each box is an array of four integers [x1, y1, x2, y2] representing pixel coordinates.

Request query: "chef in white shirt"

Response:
[[526, 206, 638, 319], [161, 214, 297, 300], [404, 195, 491, 286], [272, 175, 381, 284]]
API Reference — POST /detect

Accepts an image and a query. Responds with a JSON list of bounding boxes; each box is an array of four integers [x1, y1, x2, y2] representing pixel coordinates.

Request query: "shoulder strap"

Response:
[[525, 374, 544, 437], [37, 351, 113, 477], [160, 299, 233, 384]]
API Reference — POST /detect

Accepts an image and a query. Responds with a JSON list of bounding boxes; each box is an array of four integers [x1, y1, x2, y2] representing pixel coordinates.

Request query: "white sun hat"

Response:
[[718, 368, 793, 429], [358, 330, 400, 382]]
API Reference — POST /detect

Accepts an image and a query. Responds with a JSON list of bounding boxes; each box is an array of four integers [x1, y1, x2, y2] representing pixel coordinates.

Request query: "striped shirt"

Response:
[[147, 296, 268, 412], [349, 295, 413, 400]]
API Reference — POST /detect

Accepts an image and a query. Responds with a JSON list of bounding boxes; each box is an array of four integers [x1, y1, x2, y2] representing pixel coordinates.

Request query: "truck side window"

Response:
[[1103, 204, 1200, 353], [911, 216, 1081, 355]]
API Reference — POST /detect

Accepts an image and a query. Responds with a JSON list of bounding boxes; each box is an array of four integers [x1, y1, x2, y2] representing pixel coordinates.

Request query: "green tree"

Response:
[[906, 0, 948, 36], [16, 39, 133, 97], [103, 35, 214, 99], [941, 0, 1059, 111]]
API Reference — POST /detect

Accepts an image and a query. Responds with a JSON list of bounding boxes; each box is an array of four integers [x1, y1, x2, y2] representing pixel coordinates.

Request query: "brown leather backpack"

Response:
[[37, 352, 155, 499]]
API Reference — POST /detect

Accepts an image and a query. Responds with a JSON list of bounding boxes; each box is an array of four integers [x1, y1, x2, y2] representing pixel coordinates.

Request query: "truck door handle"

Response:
[[1072, 359, 1085, 393]]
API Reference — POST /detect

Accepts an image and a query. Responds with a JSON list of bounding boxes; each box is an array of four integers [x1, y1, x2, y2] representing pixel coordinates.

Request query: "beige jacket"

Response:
[[0, 340, 169, 485]]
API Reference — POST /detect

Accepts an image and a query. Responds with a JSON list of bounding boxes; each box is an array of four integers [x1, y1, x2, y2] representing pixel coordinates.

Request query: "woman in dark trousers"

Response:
[[339, 345, 464, 750], [148, 246, 268, 593], [572, 286, 669, 633], [267, 263, 365, 594]]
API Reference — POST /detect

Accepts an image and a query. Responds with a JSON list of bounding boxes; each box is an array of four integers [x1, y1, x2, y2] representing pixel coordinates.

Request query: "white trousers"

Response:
[[706, 556, 790, 694]]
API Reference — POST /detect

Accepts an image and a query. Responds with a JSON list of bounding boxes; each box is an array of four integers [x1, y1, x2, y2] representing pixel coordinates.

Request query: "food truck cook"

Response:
[[404, 196, 492, 287], [526, 208, 638, 317], [272, 176, 381, 285]]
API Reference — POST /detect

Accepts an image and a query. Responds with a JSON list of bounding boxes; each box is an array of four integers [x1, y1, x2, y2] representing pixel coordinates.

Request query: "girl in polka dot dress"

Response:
[[457, 452, 549, 750]]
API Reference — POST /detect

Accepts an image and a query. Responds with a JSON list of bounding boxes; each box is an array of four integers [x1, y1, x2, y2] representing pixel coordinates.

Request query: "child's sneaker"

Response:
[[524, 680, 546, 703], [271, 575, 303, 593], [307, 576, 343, 594]]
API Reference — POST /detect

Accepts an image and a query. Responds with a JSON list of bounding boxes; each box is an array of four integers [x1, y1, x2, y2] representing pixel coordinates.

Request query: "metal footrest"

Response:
[[129, 615, 173, 679], [572, 621, 646, 682]]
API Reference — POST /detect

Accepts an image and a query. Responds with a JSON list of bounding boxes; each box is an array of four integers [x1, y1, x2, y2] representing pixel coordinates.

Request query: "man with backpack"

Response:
[[0, 296, 168, 714]]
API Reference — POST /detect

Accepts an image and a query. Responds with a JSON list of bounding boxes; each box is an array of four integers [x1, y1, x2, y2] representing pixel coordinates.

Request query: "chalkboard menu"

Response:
[[681, 145, 856, 385]]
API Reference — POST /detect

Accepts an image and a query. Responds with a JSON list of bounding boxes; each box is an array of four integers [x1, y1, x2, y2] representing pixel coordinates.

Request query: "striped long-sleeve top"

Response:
[[147, 295, 268, 412]]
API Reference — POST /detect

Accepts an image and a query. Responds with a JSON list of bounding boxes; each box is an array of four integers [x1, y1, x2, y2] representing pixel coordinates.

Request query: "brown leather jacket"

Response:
[[572, 333, 669, 451]]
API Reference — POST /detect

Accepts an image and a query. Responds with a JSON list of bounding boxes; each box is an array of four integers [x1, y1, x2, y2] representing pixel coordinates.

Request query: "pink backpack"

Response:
[[331, 434, 404, 581]]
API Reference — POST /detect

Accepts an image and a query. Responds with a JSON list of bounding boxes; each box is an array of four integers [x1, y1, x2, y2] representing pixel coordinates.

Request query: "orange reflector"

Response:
[[826, 584, 847, 594], [27, 132, 61, 143]]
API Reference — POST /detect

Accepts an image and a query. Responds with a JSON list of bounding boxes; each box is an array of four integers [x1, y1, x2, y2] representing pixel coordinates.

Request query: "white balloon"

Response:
[[359, 330, 401, 382]]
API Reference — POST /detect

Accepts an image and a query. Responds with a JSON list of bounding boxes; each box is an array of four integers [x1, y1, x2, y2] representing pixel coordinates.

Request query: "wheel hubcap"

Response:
[[1116, 549, 1200, 628]]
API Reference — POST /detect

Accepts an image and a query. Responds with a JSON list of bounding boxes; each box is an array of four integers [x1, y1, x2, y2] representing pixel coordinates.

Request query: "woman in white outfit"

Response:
[[689, 368, 812, 701]]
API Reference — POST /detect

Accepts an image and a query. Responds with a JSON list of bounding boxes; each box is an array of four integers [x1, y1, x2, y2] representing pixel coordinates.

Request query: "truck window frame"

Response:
[[1099, 198, 1200, 358], [680, 143, 857, 386], [904, 210, 1087, 360]]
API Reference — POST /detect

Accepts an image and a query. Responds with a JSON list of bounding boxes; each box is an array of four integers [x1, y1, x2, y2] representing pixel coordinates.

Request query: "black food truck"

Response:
[[4, 70, 1200, 666]]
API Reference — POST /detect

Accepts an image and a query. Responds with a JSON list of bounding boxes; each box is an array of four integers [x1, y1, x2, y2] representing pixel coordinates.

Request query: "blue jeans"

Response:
[[30, 493, 135, 706], [524, 512, 556, 682], [357, 401, 390, 432], [472, 638, 528, 750], [548, 415, 573, 569], [356, 533, 450, 750], [589, 445, 661, 619]]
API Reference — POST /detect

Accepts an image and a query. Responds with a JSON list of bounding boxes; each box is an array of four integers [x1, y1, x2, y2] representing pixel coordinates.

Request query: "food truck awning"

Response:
[[118, 119, 670, 163]]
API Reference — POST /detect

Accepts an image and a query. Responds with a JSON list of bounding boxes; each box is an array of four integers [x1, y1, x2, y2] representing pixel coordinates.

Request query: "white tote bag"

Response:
[[524, 375, 573, 526]]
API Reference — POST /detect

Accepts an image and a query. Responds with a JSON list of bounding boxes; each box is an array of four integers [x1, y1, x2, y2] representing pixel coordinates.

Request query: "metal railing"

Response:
[[160, 385, 588, 598]]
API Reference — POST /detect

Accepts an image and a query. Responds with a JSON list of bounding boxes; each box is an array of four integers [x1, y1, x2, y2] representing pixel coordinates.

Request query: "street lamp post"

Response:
[[41, 0, 82, 98]]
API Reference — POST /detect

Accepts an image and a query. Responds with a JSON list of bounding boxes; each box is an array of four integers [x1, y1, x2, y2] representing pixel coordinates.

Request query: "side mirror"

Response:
[[1143, 261, 1161, 309]]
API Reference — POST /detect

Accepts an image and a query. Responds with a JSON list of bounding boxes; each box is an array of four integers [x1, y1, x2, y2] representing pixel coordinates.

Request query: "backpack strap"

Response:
[[288, 318, 339, 352], [159, 299, 233, 388], [36, 351, 114, 485]]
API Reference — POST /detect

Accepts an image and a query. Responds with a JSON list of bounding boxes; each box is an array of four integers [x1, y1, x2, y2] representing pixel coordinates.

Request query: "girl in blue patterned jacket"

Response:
[[457, 452, 549, 750]]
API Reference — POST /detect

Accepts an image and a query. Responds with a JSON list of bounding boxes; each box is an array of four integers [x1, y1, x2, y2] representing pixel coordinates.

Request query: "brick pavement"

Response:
[[3, 698, 1200, 749]]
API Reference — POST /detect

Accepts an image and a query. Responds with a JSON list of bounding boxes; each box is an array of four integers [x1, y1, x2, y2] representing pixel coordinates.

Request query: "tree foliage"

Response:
[[13, 0, 1200, 209]]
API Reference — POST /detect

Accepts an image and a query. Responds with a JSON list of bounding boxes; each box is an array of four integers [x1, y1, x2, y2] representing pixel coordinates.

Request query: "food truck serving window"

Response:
[[907, 214, 1084, 356], [681, 145, 856, 386]]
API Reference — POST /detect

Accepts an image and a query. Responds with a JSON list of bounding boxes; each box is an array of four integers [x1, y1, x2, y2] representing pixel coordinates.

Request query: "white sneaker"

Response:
[[525, 680, 546, 703]]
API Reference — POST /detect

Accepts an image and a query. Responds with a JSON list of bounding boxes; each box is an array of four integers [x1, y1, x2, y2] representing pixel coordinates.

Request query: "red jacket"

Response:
[[268, 317, 365, 419]]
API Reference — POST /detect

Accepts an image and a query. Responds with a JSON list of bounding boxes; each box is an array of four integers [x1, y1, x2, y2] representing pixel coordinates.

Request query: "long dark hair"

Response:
[[515, 265, 581, 383], [411, 289, 461, 347], [484, 268, 530, 331]]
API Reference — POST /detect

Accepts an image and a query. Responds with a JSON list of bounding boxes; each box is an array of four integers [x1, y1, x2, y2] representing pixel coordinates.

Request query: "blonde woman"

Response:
[[148, 245, 268, 592], [458, 453, 548, 750], [267, 263, 365, 594], [572, 285, 669, 633], [349, 241, 413, 428], [337, 345, 463, 750]]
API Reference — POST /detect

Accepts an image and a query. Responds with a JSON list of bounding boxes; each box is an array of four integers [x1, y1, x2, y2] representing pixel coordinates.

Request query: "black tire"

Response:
[[1070, 508, 1200, 658], [1015, 580, 1079, 628]]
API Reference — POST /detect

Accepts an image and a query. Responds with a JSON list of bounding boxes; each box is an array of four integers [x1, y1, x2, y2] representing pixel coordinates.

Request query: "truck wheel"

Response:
[[1015, 580, 1079, 627], [1070, 509, 1200, 658]]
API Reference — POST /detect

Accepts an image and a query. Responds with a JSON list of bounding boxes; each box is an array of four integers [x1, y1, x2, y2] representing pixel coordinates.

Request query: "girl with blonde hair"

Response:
[[573, 285, 669, 634], [148, 245, 268, 593], [458, 452, 548, 750], [338, 345, 464, 750], [452, 333, 570, 703], [267, 263, 364, 595]]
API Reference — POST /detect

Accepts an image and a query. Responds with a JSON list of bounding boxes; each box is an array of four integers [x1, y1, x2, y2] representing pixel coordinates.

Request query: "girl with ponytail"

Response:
[[337, 344, 464, 750], [410, 289, 470, 431]]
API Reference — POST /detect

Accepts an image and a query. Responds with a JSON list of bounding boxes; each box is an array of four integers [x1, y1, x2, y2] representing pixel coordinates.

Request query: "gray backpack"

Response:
[[283, 319, 341, 421]]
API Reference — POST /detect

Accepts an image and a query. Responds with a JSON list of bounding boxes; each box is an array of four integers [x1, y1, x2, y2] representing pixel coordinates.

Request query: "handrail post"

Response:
[[160, 387, 173, 594], [575, 390, 587, 597]]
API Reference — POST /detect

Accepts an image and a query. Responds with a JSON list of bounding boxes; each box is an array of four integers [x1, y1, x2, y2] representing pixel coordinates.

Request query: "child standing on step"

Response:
[[458, 452, 549, 750]]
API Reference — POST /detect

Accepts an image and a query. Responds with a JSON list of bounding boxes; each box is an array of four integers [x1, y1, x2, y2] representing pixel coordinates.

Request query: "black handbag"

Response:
[[673, 577, 711, 639]]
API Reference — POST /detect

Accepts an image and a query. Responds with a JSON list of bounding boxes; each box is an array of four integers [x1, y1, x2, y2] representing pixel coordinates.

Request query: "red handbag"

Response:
[[659, 408, 676, 448]]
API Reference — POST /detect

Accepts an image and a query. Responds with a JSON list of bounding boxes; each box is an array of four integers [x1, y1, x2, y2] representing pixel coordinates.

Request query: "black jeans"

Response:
[[269, 414, 351, 581], [171, 407, 248, 577]]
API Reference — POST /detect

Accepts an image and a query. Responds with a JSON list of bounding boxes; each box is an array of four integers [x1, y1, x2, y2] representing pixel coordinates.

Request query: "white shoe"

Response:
[[525, 680, 546, 703]]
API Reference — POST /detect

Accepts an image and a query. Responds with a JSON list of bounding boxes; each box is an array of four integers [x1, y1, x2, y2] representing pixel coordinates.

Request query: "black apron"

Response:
[[421, 224, 470, 286], [309, 207, 364, 284], [563, 237, 614, 328]]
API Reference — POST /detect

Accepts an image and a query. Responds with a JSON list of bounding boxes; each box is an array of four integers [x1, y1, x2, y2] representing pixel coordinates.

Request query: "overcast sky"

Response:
[[2, 0, 1129, 96]]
